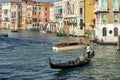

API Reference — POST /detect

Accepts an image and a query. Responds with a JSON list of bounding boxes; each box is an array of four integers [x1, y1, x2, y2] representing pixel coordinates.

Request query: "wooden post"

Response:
[[117, 35, 120, 51]]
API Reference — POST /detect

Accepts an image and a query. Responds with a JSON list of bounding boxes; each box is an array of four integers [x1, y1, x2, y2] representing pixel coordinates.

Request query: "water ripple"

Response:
[[0, 30, 120, 79]]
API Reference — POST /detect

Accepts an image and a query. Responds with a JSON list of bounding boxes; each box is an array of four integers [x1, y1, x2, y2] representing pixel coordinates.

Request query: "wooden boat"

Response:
[[11, 30, 18, 32], [52, 42, 84, 51], [11, 26, 18, 32], [56, 33, 67, 37], [49, 50, 94, 69], [92, 40, 117, 45]]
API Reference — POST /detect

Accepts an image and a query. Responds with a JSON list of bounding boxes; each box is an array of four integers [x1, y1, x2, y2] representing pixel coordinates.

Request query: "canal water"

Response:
[[0, 29, 120, 80]]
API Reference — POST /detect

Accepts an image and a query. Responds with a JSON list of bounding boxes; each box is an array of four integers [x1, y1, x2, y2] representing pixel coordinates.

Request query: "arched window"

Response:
[[114, 27, 118, 36], [103, 27, 107, 36]]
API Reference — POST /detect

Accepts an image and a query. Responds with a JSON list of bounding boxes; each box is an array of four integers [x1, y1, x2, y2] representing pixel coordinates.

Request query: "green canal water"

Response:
[[0, 29, 120, 80]]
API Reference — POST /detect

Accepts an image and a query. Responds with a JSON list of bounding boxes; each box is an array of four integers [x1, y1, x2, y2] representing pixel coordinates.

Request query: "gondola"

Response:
[[49, 50, 94, 69]]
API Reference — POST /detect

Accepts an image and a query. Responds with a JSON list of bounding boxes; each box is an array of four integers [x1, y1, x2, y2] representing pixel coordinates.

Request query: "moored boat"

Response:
[[91, 40, 117, 45], [49, 50, 94, 69], [52, 42, 84, 51], [11, 30, 18, 32], [0, 33, 8, 38]]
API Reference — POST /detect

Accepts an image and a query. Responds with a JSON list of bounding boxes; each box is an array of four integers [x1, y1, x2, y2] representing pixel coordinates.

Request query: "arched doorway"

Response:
[[114, 27, 118, 36], [102, 27, 107, 36]]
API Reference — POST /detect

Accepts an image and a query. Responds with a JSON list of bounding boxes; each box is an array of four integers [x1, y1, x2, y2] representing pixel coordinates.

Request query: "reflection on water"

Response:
[[0, 29, 120, 80]]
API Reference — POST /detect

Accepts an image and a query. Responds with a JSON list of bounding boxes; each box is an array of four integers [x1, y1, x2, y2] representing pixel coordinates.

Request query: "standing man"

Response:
[[86, 44, 91, 58]]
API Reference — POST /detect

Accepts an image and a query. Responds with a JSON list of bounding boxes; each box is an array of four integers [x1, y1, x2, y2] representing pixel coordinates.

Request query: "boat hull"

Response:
[[49, 50, 94, 69], [50, 59, 91, 69]]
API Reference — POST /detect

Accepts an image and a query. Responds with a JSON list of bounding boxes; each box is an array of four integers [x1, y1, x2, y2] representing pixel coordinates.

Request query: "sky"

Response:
[[0, 0, 54, 3]]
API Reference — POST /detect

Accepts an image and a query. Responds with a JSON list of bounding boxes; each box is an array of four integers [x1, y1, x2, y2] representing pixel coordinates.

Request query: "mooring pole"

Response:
[[117, 35, 120, 51]]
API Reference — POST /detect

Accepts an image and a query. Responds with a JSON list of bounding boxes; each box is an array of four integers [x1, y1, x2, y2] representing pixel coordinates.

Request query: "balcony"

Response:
[[94, 8, 109, 14], [54, 13, 62, 19], [113, 8, 120, 13], [55, 0, 63, 2], [2, 20, 10, 22]]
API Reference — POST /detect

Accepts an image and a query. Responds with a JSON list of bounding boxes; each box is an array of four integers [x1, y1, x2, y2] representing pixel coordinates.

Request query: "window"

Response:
[[4, 9, 8, 14], [45, 8, 47, 10], [57, 8, 62, 14], [72, 4, 74, 14], [114, 27, 118, 36], [5, 18, 9, 22], [33, 11, 36, 15], [103, 27, 107, 36], [113, 0, 118, 10], [39, 19, 41, 22], [80, 19, 83, 23], [35, 7, 37, 10], [114, 14, 118, 23], [102, 14, 107, 23], [45, 13, 47, 16], [33, 18, 37, 22], [18, 12, 21, 17], [11, 12, 16, 18], [39, 7, 41, 10], [12, 19, 15, 23], [45, 18, 48, 22], [80, 8, 83, 15], [102, 0, 107, 10], [33, 24, 34, 27], [74, 18, 77, 23], [80, 19, 84, 30]]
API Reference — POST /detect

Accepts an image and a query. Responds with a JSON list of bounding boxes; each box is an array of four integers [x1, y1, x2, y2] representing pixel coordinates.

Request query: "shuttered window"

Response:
[[102, 0, 107, 10], [102, 14, 107, 22], [113, 0, 118, 10], [114, 14, 118, 23], [114, 27, 118, 36], [103, 27, 107, 36], [57, 8, 62, 14]]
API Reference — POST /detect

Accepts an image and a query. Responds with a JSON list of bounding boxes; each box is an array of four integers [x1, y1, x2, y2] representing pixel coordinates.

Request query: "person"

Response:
[[79, 39, 83, 44], [76, 56, 85, 64], [86, 44, 91, 58]]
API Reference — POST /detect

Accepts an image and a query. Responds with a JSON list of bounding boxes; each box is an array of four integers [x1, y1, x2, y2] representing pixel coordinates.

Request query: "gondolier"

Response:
[[86, 44, 91, 58]]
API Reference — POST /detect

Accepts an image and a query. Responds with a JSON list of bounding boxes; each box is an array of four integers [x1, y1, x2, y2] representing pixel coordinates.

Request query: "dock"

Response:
[[117, 35, 120, 51]]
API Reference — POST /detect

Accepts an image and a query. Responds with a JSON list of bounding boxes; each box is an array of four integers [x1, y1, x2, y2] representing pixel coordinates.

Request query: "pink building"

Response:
[[1, 0, 51, 30]]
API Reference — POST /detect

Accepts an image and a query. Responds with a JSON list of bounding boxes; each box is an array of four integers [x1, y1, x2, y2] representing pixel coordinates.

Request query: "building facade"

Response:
[[94, 0, 120, 42], [21, 0, 51, 30], [54, 0, 64, 33], [2, 1, 21, 30], [38, 2, 50, 31], [1, 0, 51, 30], [47, 3, 56, 33], [63, 0, 85, 36], [53, 0, 95, 36]]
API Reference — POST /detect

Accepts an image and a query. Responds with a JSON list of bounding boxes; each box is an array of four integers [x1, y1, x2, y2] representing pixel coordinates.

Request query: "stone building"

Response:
[[94, 0, 120, 42]]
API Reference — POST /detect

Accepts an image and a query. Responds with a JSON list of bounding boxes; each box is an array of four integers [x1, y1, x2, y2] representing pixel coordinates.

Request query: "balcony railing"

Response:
[[55, 13, 62, 19], [2, 20, 10, 22], [94, 8, 109, 14], [113, 8, 120, 13]]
